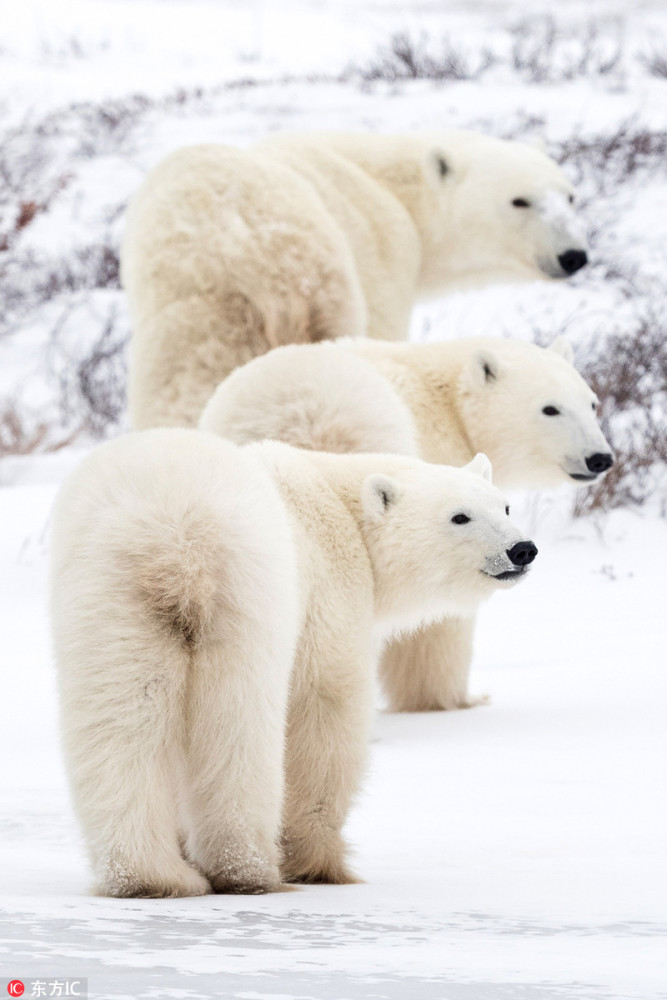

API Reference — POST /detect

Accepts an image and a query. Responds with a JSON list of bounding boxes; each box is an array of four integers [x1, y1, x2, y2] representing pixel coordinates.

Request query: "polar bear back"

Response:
[[200, 340, 419, 456], [123, 144, 369, 428]]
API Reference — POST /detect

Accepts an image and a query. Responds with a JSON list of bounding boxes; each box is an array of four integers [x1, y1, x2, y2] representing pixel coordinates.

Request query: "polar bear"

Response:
[[121, 130, 588, 429], [50, 431, 536, 896], [200, 335, 612, 712]]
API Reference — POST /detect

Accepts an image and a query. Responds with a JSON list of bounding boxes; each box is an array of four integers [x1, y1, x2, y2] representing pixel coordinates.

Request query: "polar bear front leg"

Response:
[[380, 616, 487, 712], [280, 657, 375, 885]]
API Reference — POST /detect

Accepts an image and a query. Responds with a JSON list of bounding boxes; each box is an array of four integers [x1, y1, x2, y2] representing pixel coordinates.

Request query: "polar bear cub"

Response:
[[50, 431, 536, 896], [200, 335, 612, 712]]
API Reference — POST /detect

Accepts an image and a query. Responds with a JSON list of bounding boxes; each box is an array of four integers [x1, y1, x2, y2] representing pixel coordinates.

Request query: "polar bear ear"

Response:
[[362, 474, 403, 521], [425, 149, 451, 188], [548, 336, 574, 365], [463, 453, 493, 482], [469, 349, 501, 386]]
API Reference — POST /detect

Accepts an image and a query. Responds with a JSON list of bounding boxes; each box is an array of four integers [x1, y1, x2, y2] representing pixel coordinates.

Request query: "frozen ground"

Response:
[[1, 0, 666, 997]]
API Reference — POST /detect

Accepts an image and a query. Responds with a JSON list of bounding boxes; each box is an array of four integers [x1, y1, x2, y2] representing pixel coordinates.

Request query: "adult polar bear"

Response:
[[122, 130, 588, 429], [51, 432, 536, 896], [200, 335, 613, 712]]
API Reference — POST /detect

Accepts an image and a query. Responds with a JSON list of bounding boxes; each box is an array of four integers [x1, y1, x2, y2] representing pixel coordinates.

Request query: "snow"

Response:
[[1, 0, 666, 997]]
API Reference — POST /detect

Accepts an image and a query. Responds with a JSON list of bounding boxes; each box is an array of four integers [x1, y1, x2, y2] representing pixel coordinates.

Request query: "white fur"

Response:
[[122, 129, 587, 428], [50, 433, 533, 895], [200, 335, 612, 711]]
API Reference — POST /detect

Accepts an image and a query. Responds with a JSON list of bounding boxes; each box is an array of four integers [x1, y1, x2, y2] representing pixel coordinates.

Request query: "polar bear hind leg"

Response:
[[129, 292, 274, 430], [60, 610, 211, 899]]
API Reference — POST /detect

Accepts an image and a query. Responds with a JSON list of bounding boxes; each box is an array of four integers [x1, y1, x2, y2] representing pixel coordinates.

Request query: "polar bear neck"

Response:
[[276, 133, 447, 296], [296, 449, 415, 516], [345, 340, 477, 468], [321, 136, 442, 293]]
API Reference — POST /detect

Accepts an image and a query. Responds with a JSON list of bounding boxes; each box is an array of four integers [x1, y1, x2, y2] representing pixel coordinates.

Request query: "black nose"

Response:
[[585, 452, 614, 474], [558, 249, 588, 274], [507, 541, 538, 567]]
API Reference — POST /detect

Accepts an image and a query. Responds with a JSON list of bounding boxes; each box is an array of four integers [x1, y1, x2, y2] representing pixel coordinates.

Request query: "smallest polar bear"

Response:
[[50, 431, 536, 896]]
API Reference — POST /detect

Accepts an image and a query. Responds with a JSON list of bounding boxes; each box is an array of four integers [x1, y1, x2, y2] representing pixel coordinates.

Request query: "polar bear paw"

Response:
[[206, 844, 283, 895], [456, 692, 491, 710], [100, 857, 211, 898], [281, 835, 362, 885]]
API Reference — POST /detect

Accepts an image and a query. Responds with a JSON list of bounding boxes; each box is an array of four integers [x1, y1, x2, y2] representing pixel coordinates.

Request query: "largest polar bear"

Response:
[[122, 130, 588, 429], [50, 432, 536, 895], [200, 335, 613, 713]]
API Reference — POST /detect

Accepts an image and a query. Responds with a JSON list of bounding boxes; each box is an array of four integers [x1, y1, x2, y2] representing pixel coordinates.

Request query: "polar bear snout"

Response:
[[506, 540, 538, 567], [557, 249, 588, 275]]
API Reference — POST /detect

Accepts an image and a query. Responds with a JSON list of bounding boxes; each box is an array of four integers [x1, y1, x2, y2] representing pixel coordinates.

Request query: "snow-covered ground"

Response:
[[1, 1, 666, 997]]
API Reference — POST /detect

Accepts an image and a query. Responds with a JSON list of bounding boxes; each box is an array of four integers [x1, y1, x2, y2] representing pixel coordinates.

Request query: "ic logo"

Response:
[[7, 984, 24, 997]]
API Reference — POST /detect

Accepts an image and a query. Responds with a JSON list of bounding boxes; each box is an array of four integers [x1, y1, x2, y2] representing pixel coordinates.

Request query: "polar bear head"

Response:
[[419, 131, 587, 290], [457, 337, 613, 490], [361, 453, 537, 632]]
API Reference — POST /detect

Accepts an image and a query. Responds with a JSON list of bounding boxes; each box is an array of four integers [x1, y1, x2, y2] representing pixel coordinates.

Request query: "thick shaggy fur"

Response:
[[200, 336, 612, 712], [122, 130, 587, 428], [50, 434, 533, 896]]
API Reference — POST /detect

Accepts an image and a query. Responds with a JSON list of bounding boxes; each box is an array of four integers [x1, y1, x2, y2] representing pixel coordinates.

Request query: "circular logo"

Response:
[[7, 984, 25, 998]]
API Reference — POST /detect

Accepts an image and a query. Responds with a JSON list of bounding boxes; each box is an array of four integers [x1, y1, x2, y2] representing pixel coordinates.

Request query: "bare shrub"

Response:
[[572, 309, 667, 516], [349, 18, 638, 93], [1, 243, 121, 338], [584, 260, 643, 300], [55, 305, 128, 439], [555, 120, 667, 193], [72, 95, 152, 158], [637, 48, 667, 78], [573, 417, 665, 517], [0, 402, 80, 462], [0, 130, 72, 252], [510, 16, 559, 83], [0, 405, 49, 459], [353, 32, 496, 83], [510, 16, 623, 83]]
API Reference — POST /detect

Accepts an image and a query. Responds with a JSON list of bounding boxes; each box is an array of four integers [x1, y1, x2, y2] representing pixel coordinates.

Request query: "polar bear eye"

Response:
[[542, 406, 560, 416], [505, 506, 510, 516], [451, 513, 471, 525], [568, 194, 575, 204], [512, 198, 531, 208]]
